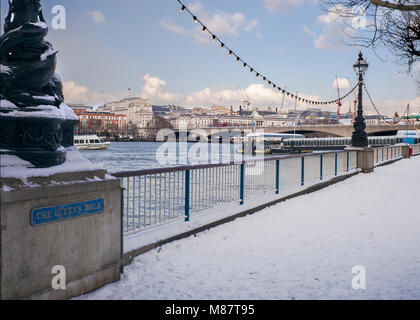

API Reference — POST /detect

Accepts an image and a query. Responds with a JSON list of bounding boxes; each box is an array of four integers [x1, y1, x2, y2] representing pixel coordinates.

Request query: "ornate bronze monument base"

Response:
[[0, 114, 78, 168]]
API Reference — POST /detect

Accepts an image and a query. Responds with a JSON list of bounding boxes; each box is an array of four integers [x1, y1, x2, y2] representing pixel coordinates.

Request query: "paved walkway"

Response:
[[80, 156, 420, 300]]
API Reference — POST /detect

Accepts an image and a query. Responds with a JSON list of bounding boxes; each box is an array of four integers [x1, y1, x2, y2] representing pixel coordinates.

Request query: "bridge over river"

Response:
[[167, 124, 415, 140]]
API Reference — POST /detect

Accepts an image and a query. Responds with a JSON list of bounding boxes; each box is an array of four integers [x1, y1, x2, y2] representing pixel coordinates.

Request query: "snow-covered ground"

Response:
[[79, 156, 420, 300]]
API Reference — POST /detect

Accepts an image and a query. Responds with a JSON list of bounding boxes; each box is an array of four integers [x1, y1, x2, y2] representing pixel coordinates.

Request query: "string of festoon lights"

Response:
[[177, 0, 359, 106], [363, 83, 410, 127]]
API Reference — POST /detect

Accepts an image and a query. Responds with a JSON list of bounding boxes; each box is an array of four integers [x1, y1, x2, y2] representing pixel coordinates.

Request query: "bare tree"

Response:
[[320, 0, 419, 71], [153, 114, 173, 130]]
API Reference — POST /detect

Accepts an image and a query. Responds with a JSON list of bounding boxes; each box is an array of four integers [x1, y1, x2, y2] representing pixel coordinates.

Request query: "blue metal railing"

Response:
[[373, 145, 403, 166], [114, 150, 360, 235]]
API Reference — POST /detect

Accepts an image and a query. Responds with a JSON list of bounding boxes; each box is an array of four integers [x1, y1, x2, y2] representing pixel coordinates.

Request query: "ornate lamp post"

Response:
[[0, 0, 78, 168], [351, 52, 369, 147]]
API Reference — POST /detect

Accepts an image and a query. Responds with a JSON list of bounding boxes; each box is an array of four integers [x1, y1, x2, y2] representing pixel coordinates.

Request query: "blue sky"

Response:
[[1, 0, 419, 115]]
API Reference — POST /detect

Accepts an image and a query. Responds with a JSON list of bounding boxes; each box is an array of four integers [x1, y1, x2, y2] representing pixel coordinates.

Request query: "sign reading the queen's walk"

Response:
[[31, 199, 105, 226]]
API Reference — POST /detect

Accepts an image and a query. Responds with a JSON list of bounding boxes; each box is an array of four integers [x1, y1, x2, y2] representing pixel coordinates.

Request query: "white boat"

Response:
[[74, 135, 111, 150]]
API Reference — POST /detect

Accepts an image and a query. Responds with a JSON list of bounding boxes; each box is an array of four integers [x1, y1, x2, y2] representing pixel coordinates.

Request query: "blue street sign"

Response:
[[31, 199, 104, 226]]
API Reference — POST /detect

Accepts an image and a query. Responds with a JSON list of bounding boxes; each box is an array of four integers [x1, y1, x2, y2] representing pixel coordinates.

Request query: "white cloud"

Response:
[[313, 5, 356, 51], [172, 1, 258, 44], [140, 73, 319, 110], [140, 74, 184, 104], [332, 77, 351, 91], [87, 10, 106, 24], [366, 97, 420, 117], [64, 75, 419, 117], [63, 81, 122, 106], [302, 25, 316, 38], [264, 0, 303, 13], [160, 20, 185, 34]]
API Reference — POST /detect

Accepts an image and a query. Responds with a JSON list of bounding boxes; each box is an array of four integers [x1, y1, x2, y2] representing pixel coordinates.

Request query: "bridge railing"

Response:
[[113, 150, 359, 236], [373, 145, 403, 165], [412, 144, 420, 156]]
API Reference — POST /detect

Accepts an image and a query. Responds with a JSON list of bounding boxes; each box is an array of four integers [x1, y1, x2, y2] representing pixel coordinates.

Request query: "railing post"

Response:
[[376, 148, 378, 163], [382, 148, 384, 162], [356, 151, 359, 168], [185, 170, 190, 222], [275, 160, 280, 194], [346, 151, 349, 172], [301, 157, 305, 186], [320, 154, 323, 180], [240, 163, 245, 205], [387, 148, 389, 161], [335, 153, 338, 176]]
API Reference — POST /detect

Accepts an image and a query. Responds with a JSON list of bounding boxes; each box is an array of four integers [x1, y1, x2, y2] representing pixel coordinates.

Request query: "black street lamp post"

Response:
[[351, 52, 369, 148], [0, 0, 78, 168]]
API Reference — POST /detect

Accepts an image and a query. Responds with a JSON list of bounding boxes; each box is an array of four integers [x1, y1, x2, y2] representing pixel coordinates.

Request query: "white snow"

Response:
[[40, 48, 57, 62], [123, 170, 358, 255], [0, 99, 18, 110], [0, 102, 78, 121], [28, 21, 48, 29], [0, 64, 13, 74], [2, 185, 14, 192], [79, 156, 420, 300], [1, 147, 105, 187], [32, 95, 56, 101]]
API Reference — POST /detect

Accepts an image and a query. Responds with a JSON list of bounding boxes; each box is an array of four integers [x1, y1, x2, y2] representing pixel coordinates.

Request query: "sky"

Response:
[[1, 0, 419, 116]]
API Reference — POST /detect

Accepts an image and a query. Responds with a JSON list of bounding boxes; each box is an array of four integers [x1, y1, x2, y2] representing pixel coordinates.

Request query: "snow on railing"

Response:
[[113, 150, 359, 236]]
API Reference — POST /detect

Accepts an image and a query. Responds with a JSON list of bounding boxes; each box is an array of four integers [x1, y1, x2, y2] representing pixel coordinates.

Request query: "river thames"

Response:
[[80, 141, 249, 173]]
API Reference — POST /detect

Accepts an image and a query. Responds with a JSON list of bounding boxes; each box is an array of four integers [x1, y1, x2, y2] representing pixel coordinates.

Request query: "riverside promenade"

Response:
[[79, 156, 420, 300]]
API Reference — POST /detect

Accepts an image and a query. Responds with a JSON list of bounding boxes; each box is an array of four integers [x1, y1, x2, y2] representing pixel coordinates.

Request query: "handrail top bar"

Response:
[[111, 149, 356, 178]]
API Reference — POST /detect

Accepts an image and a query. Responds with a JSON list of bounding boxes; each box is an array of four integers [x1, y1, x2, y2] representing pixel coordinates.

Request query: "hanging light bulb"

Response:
[[180, 5, 186, 12], [236, 57, 240, 63], [243, 63, 247, 69], [212, 35, 216, 41], [256, 73, 259, 78], [229, 50, 232, 56], [193, 16, 198, 23], [250, 68, 253, 73], [220, 43, 224, 49], [202, 26, 206, 33]]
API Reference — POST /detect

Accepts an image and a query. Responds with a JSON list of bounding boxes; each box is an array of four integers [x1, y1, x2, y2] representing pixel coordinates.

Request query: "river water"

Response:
[[80, 141, 252, 174]]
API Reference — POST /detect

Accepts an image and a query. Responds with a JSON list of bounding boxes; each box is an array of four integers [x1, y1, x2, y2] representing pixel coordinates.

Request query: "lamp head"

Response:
[[353, 52, 369, 76]]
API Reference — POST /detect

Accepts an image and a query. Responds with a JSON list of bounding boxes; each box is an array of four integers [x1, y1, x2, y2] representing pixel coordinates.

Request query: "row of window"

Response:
[[74, 139, 105, 144]]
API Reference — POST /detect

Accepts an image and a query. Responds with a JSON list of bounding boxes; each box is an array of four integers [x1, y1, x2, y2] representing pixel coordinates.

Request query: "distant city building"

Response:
[[210, 106, 231, 115], [89, 95, 394, 140], [170, 114, 293, 129], [71, 107, 127, 135], [68, 104, 94, 114], [98, 97, 157, 139]]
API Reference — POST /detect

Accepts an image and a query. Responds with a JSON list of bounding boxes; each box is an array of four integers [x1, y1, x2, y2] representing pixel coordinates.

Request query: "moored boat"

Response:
[[74, 135, 111, 150]]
